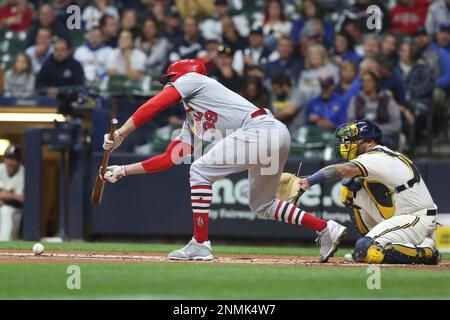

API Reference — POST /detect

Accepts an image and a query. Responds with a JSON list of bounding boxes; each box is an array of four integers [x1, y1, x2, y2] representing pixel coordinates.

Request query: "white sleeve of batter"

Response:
[[175, 120, 193, 146], [169, 73, 205, 99]]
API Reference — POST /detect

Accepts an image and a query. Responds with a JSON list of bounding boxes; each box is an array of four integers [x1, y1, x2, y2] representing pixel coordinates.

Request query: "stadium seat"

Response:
[[148, 124, 183, 153], [68, 29, 86, 49]]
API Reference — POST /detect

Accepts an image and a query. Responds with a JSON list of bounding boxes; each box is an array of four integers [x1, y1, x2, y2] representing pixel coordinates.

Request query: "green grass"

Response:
[[0, 241, 449, 299]]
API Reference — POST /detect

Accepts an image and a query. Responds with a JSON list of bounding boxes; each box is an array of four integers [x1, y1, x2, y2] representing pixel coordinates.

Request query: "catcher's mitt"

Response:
[[277, 173, 306, 204]]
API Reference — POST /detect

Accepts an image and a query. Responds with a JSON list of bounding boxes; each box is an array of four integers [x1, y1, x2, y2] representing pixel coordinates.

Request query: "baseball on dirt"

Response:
[[32, 243, 44, 255]]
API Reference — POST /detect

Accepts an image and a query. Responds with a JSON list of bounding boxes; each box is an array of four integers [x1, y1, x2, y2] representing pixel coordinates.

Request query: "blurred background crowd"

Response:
[[0, 0, 449, 157]]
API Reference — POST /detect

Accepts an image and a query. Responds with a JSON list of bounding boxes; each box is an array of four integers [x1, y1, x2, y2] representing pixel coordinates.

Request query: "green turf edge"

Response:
[[1, 241, 449, 259]]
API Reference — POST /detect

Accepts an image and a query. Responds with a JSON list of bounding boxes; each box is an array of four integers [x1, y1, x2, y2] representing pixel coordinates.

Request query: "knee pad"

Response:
[[352, 237, 385, 264]]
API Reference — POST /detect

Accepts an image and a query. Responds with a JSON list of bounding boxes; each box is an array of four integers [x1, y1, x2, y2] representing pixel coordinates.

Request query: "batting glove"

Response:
[[103, 165, 127, 183], [103, 130, 124, 151]]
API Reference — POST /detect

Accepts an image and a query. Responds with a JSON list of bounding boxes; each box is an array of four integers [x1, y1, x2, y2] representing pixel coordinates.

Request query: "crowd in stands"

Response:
[[1, 0, 450, 153]]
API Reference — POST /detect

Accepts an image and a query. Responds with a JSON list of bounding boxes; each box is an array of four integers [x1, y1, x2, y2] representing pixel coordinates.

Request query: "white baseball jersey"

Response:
[[169, 72, 262, 144], [351, 145, 436, 216], [0, 163, 24, 196]]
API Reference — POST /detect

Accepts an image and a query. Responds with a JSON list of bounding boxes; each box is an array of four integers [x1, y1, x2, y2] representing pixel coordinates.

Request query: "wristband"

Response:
[[306, 171, 326, 186]]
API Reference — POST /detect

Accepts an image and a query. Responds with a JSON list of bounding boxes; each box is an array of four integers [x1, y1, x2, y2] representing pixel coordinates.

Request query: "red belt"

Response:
[[251, 109, 267, 118]]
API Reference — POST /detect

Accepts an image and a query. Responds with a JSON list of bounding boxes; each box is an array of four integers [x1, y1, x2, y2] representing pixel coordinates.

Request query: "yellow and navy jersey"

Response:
[[351, 145, 436, 217]]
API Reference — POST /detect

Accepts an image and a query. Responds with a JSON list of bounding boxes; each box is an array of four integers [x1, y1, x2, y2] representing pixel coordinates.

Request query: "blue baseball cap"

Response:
[[439, 23, 450, 32], [4, 144, 21, 160]]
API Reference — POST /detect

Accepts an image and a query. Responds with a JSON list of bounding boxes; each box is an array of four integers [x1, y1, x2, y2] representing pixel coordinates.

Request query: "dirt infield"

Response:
[[0, 250, 449, 270]]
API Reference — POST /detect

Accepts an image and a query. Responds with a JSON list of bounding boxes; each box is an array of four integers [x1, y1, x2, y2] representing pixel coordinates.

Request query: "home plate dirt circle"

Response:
[[0, 250, 449, 270]]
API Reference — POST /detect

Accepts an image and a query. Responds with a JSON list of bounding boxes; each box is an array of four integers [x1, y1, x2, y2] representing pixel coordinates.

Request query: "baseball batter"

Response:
[[299, 120, 441, 264], [102, 59, 347, 262]]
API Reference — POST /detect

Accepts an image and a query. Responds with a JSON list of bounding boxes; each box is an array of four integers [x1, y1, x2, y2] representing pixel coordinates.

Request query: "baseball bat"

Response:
[[91, 118, 118, 204]]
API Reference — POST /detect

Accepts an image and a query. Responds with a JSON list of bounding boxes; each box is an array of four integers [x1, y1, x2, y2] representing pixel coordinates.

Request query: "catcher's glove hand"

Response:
[[277, 173, 306, 204]]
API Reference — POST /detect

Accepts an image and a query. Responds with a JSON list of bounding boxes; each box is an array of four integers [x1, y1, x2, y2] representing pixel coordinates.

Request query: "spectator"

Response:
[[3, 52, 35, 97], [336, 60, 358, 95], [99, 14, 119, 48], [338, 19, 364, 56], [399, 41, 436, 139], [246, 65, 266, 80], [25, 4, 70, 48], [363, 34, 381, 59], [135, 18, 170, 72], [377, 55, 409, 109], [306, 76, 347, 130], [381, 31, 400, 66], [221, 14, 247, 53], [74, 27, 112, 82], [253, 0, 292, 50], [425, 0, 450, 35], [347, 71, 402, 143], [389, 0, 429, 36], [82, 0, 119, 30], [414, 26, 450, 89], [297, 44, 339, 108], [290, 0, 334, 47], [120, 9, 140, 39], [264, 36, 302, 87], [200, 0, 250, 40], [298, 19, 327, 55], [241, 76, 270, 109], [0, 144, 24, 241], [331, 31, 362, 65], [25, 27, 53, 74], [36, 38, 85, 98], [209, 45, 243, 93], [169, 16, 206, 62], [0, 0, 33, 32], [106, 30, 147, 81], [240, 27, 271, 71], [359, 56, 380, 76], [197, 38, 220, 70], [141, 0, 168, 24], [270, 73, 301, 127], [436, 24, 450, 54], [162, 6, 183, 43], [335, 0, 390, 34]]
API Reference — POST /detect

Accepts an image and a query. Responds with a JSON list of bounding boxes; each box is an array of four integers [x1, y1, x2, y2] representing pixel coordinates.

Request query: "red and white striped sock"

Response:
[[273, 200, 327, 232], [191, 185, 212, 243]]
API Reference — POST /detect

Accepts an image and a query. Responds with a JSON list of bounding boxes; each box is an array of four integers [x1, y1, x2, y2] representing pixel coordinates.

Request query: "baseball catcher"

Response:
[[101, 59, 347, 262], [297, 120, 441, 265]]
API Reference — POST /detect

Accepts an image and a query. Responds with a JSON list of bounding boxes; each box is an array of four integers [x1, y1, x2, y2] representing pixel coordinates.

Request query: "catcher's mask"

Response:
[[159, 59, 207, 85], [335, 120, 382, 162]]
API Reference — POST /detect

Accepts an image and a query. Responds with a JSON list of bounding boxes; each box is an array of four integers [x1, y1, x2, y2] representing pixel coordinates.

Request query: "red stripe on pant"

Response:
[[287, 205, 297, 224], [192, 185, 212, 190]]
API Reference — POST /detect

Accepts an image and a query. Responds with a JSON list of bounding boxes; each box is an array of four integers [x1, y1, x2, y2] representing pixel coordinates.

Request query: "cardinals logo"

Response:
[[197, 217, 204, 227]]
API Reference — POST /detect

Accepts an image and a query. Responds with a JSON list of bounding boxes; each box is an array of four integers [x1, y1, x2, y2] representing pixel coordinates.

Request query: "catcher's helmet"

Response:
[[159, 59, 207, 85], [335, 120, 382, 161], [4, 144, 21, 160]]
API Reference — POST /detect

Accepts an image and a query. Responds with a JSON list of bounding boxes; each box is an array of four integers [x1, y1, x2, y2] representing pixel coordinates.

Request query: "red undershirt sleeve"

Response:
[[140, 140, 193, 173], [131, 86, 182, 127]]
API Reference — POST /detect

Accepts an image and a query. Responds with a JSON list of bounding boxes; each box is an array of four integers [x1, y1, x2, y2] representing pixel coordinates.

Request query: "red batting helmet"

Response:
[[159, 59, 207, 85]]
